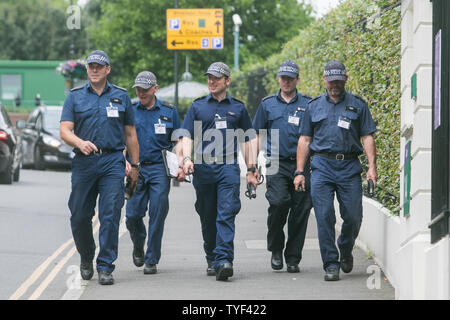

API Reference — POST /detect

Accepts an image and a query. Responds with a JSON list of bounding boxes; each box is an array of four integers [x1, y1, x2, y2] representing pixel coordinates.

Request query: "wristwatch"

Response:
[[131, 162, 140, 169], [247, 167, 256, 173], [294, 171, 305, 177]]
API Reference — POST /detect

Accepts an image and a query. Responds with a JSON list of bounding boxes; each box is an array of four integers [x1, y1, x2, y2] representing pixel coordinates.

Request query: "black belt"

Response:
[[281, 156, 297, 161], [140, 161, 154, 166], [313, 152, 358, 160], [75, 149, 119, 156]]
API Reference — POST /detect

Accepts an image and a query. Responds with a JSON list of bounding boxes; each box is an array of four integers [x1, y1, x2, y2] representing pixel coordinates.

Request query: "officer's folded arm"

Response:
[[60, 121, 98, 155], [294, 135, 312, 191]]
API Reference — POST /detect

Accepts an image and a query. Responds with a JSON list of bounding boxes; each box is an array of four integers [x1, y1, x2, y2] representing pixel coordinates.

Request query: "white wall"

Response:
[[352, 0, 450, 300]]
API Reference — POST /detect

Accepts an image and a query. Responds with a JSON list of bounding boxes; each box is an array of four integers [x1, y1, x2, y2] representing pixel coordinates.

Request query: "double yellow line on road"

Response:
[[8, 216, 100, 300]]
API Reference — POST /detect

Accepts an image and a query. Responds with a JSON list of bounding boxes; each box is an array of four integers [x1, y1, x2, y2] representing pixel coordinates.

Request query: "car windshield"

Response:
[[0, 107, 11, 128], [43, 108, 63, 131]]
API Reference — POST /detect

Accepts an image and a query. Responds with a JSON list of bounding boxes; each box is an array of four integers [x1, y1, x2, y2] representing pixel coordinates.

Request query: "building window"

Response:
[[1, 74, 22, 100]]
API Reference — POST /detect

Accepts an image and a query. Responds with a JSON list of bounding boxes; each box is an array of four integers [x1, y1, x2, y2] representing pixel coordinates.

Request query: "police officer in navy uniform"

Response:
[[125, 71, 184, 275], [60, 50, 140, 285], [180, 62, 259, 281], [252, 60, 313, 273], [294, 60, 377, 281]]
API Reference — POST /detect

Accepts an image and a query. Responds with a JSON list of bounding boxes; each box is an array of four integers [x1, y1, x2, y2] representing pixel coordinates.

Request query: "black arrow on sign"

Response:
[[171, 40, 184, 47], [215, 21, 221, 33]]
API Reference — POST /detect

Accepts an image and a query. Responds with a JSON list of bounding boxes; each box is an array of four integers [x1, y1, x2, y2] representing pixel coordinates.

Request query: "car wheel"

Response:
[[13, 163, 20, 182], [0, 162, 13, 184], [34, 147, 45, 170]]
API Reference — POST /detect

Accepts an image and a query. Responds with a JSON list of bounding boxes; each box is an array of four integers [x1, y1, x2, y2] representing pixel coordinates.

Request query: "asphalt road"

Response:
[[1, 169, 395, 302]]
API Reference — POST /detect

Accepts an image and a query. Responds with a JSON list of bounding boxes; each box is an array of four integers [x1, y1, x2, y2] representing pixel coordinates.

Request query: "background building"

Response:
[[0, 60, 66, 111]]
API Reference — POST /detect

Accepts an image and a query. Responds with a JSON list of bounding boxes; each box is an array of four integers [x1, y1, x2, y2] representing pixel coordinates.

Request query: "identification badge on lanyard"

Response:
[[215, 114, 227, 129], [154, 119, 166, 134], [288, 116, 300, 126], [337, 116, 351, 129], [106, 103, 119, 118], [288, 107, 303, 126]]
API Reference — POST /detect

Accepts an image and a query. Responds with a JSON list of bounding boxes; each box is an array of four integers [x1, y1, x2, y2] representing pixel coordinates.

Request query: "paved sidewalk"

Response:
[[78, 179, 394, 300]]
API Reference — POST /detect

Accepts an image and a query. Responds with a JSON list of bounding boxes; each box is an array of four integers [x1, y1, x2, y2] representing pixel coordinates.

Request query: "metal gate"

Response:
[[431, 0, 450, 244]]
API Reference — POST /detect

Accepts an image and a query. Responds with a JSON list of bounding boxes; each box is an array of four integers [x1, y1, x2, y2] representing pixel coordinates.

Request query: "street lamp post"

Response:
[[232, 14, 242, 71]]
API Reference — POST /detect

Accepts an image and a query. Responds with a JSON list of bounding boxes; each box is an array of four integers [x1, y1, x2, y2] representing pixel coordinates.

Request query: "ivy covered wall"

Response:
[[230, 0, 401, 213]]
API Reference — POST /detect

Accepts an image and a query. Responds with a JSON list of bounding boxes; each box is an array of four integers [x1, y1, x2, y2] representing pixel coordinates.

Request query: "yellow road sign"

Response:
[[166, 8, 224, 50]]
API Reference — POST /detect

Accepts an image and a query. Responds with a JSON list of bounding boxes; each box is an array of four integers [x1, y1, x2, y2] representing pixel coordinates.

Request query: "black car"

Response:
[[17, 106, 73, 170], [0, 104, 22, 184]]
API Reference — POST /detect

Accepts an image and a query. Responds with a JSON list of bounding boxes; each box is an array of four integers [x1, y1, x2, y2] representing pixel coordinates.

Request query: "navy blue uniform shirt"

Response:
[[252, 90, 311, 160], [61, 81, 134, 153], [181, 93, 254, 160], [300, 91, 376, 154], [133, 97, 181, 163]]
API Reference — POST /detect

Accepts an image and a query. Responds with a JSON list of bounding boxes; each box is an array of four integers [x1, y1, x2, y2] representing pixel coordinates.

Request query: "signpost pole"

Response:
[[174, 0, 179, 110], [172, 0, 180, 188]]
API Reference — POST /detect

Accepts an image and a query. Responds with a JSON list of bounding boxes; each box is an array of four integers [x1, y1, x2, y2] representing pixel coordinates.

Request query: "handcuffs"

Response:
[[245, 166, 264, 199]]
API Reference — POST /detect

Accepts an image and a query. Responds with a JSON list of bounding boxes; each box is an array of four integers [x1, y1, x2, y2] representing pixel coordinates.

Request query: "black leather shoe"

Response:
[[143, 264, 157, 274], [340, 254, 353, 273], [206, 261, 216, 276], [80, 261, 94, 280], [287, 264, 300, 273], [98, 271, 114, 285], [324, 268, 340, 281], [132, 246, 145, 267], [271, 251, 283, 270], [216, 263, 233, 281]]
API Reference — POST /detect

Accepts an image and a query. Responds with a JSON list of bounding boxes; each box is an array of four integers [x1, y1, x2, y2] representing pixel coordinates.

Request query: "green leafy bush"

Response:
[[230, 0, 401, 214]]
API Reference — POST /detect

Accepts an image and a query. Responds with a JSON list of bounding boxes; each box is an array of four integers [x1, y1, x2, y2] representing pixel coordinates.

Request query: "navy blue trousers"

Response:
[[265, 159, 312, 265], [68, 152, 125, 273], [193, 164, 241, 270], [310, 155, 363, 270], [125, 163, 170, 265]]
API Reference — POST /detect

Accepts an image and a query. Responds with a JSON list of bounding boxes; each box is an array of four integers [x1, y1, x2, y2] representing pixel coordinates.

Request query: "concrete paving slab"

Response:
[[77, 179, 394, 300]]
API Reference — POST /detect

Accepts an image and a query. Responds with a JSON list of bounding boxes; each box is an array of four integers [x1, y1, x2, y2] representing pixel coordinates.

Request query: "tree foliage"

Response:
[[0, 0, 88, 60], [230, 0, 401, 213], [88, 0, 313, 89]]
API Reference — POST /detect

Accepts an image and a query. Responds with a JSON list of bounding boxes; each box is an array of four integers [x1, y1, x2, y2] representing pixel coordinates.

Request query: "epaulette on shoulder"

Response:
[[194, 95, 207, 102], [70, 85, 83, 92], [262, 94, 276, 102], [112, 84, 127, 91], [307, 95, 321, 104], [354, 94, 367, 104], [161, 100, 174, 108], [302, 94, 312, 100], [232, 97, 244, 105]]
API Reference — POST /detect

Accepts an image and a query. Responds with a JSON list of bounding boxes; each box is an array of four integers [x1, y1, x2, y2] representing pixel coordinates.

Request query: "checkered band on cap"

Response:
[[87, 55, 108, 63], [135, 77, 157, 86], [323, 69, 347, 76], [132, 71, 157, 89], [278, 65, 299, 74], [86, 50, 110, 65], [205, 62, 231, 77]]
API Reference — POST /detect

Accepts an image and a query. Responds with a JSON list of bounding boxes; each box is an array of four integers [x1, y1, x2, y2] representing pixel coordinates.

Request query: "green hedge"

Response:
[[230, 0, 401, 214]]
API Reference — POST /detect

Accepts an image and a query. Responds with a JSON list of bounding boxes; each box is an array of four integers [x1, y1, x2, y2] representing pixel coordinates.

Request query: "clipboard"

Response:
[[161, 149, 191, 183]]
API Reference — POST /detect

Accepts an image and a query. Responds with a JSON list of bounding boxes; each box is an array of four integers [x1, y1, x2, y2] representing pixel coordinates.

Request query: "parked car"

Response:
[[17, 106, 73, 170], [0, 104, 22, 184]]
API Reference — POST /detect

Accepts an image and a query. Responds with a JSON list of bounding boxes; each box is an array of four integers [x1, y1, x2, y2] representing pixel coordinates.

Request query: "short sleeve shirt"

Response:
[[181, 93, 255, 160], [132, 97, 181, 163], [252, 90, 311, 159], [300, 91, 376, 154], [60, 81, 134, 152]]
